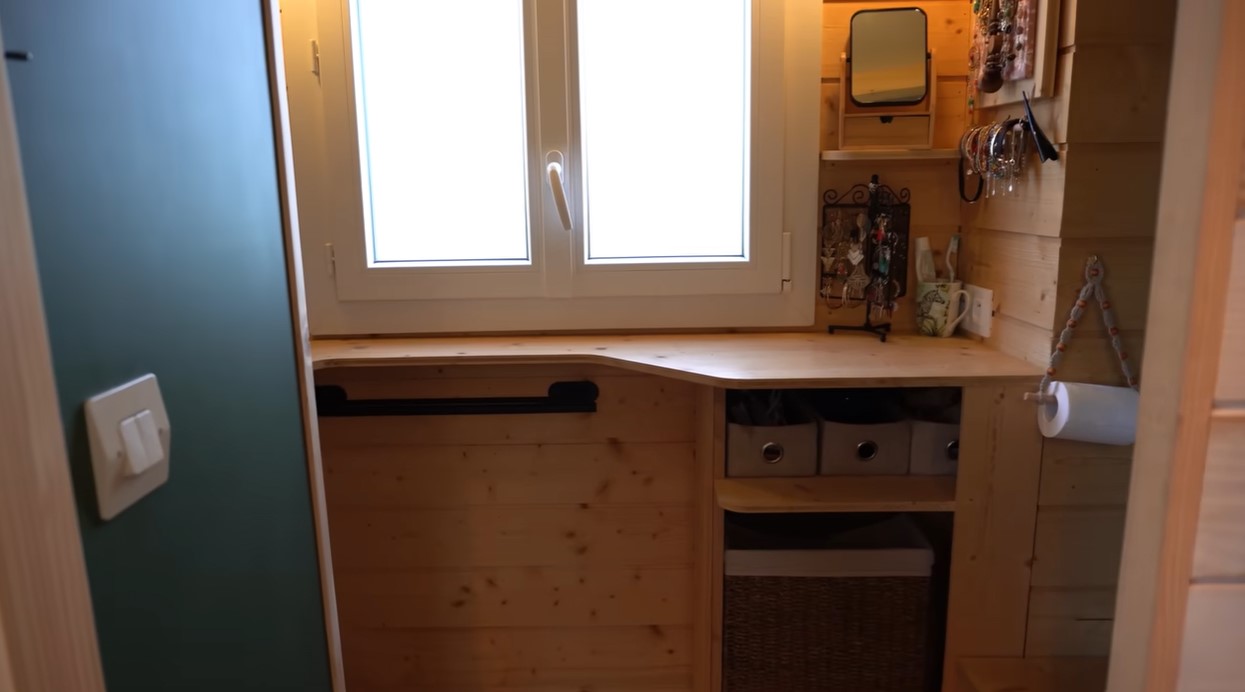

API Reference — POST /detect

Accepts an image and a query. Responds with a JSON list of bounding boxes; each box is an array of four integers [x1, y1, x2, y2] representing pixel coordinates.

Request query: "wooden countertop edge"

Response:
[[309, 334, 1041, 388]]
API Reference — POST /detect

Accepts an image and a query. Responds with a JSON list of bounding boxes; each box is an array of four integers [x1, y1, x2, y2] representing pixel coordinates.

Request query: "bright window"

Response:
[[281, 0, 820, 334], [576, 0, 749, 263], [356, 1, 531, 266]]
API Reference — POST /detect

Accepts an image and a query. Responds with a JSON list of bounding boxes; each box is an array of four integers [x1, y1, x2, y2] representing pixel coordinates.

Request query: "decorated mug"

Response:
[[916, 281, 970, 337]]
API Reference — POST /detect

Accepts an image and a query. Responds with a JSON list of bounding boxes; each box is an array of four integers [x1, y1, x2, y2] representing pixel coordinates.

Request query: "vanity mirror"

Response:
[[850, 8, 929, 107], [837, 7, 936, 151]]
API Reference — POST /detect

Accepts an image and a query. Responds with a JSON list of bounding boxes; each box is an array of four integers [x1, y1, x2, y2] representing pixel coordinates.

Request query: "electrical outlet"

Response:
[[961, 284, 994, 337]]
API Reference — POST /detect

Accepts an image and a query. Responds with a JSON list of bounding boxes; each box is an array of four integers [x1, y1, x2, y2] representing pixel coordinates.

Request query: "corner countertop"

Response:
[[310, 333, 1040, 389]]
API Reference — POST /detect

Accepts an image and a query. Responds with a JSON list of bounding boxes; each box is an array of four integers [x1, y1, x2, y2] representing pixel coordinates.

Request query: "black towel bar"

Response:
[[315, 381, 599, 417]]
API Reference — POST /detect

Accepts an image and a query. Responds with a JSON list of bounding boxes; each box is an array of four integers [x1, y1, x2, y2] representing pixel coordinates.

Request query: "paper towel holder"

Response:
[[1025, 256, 1140, 403]]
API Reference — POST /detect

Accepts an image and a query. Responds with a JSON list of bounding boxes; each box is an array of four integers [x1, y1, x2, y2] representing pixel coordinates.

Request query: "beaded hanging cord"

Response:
[[1026, 256, 1139, 404]]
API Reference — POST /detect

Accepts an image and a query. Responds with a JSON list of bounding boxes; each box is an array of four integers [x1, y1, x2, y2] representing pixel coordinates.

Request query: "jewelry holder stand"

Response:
[[820, 175, 912, 342]]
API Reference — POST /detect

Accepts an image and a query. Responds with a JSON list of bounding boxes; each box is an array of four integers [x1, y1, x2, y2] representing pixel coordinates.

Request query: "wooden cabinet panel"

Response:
[[1038, 440, 1133, 507], [1031, 508, 1126, 587], [320, 367, 700, 692], [342, 625, 692, 692], [330, 505, 694, 571], [1025, 587, 1116, 657], [336, 566, 692, 629], [325, 442, 696, 509]]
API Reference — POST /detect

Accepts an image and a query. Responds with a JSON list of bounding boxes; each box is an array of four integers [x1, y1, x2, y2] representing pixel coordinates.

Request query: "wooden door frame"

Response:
[[261, 2, 346, 689], [0, 22, 108, 692], [1108, 1, 1245, 690]]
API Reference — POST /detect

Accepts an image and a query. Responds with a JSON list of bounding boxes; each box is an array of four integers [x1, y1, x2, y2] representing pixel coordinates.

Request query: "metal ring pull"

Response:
[[945, 439, 960, 461], [760, 442, 784, 464], [856, 441, 879, 461]]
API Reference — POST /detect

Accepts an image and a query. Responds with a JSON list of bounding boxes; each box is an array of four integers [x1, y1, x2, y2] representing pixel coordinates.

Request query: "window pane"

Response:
[[356, 1, 530, 265], [577, 0, 749, 262]]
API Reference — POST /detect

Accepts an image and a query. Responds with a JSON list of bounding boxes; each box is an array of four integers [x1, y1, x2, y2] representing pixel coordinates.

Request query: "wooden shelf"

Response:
[[958, 657, 1108, 692], [821, 148, 960, 162], [715, 476, 957, 513]]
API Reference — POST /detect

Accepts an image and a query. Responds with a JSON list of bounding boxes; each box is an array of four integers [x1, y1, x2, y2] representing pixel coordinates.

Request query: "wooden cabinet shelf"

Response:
[[715, 476, 956, 513]]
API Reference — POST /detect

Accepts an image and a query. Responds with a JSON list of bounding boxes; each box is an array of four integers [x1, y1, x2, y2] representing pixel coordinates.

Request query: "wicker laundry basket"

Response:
[[723, 515, 934, 692]]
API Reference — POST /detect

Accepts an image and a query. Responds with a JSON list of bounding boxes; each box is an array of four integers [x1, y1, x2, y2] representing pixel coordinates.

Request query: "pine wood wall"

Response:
[[958, 0, 1177, 658]]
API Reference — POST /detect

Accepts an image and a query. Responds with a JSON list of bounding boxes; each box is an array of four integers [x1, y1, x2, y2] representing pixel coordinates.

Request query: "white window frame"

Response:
[[281, 0, 821, 336]]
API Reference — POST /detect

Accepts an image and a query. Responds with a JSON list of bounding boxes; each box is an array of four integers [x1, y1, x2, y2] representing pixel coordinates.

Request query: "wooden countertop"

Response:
[[311, 333, 1039, 388]]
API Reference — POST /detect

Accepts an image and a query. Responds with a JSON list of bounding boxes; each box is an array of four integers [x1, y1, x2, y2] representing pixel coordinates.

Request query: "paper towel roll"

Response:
[[1037, 381, 1139, 446]]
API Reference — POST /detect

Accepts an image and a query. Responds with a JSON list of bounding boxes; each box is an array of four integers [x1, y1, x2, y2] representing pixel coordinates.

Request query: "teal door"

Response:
[[1, 2, 332, 690]]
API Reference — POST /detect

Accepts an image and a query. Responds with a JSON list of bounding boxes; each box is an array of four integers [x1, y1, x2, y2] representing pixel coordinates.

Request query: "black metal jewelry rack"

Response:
[[821, 174, 912, 342]]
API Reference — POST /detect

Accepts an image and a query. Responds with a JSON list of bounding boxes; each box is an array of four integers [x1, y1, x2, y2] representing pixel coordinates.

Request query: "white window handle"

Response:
[[546, 152, 573, 232]]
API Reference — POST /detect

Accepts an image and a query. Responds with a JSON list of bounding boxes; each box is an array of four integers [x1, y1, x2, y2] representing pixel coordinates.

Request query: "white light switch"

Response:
[[134, 409, 165, 466], [118, 415, 150, 476], [85, 375, 171, 520]]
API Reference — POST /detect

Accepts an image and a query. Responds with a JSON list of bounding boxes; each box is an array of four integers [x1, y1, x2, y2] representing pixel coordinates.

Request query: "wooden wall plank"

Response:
[[1216, 221, 1245, 403], [1191, 420, 1245, 580], [960, 229, 1061, 331], [943, 383, 1044, 691], [963, 153, 1068, 240], [1065, 46, 1173, 144], [1177, 586, 1245, 692], [336, 566, 691, 629], [1039, 439, 1133, 507], [1061, 144, 1165, 238], [324, 443, 695, 508], [979, 315, 1060, 368], [341, 625, 692, 692], [1026, 587, 1117, 657], [1032, 508, 1126, 588], [1060, 0, 1178, 48]]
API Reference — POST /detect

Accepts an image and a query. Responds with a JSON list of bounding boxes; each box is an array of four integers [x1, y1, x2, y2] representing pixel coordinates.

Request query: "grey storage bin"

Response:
[[724, 515, 933, 692], [909, 420, 959, 475], [819, 419, 912, 475], [727, 421, 818, 477]]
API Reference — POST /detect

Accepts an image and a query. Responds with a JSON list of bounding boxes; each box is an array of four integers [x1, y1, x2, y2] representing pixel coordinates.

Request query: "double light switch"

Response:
[[85, 374, 171, 520], [118, 409, 164, 476]]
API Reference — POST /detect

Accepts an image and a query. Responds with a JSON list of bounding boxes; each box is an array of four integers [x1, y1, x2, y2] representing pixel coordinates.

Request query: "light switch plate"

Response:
[[962, 284, 995, 338], [85, 374, 171, 520]]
